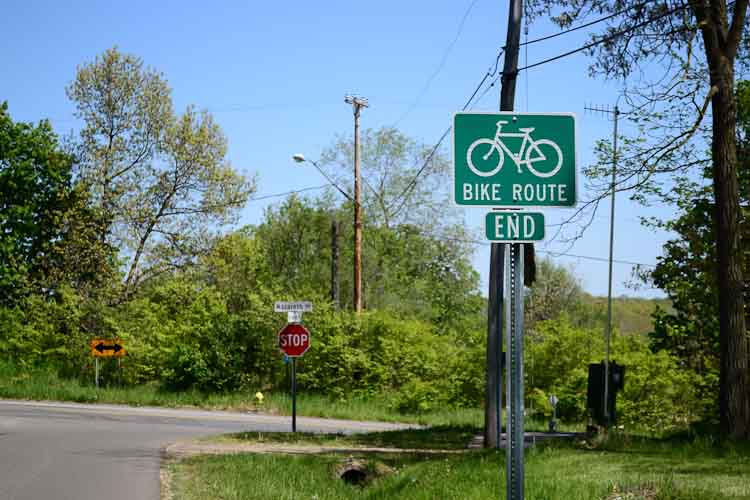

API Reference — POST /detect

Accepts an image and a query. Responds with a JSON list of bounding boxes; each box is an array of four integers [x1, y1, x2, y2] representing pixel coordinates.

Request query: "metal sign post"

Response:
[[506, 243, 525, 500], [275, 302, 312, 434], [291, 357, 297, 432]]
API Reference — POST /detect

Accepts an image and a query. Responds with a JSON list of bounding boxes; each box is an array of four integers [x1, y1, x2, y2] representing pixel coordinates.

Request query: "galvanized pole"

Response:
[[331, 219, 340, 309], [604, 105, 619, 427], [506, 243, 525, 500], [498, 0, 525, 496], [95, 358, 99, 389], [291, 357, 297, 433]]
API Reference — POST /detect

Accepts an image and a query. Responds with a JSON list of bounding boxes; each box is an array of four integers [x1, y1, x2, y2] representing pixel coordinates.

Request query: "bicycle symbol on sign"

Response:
[[466, 120, 563, 178]]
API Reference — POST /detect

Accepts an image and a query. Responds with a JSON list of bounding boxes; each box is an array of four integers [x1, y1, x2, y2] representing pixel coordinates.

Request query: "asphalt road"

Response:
[[0, 399, 410, 500]]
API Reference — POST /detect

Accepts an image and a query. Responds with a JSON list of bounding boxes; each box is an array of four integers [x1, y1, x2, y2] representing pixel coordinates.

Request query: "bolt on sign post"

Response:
[[454, 111, 577, 500], [275, 302, 312, 432]]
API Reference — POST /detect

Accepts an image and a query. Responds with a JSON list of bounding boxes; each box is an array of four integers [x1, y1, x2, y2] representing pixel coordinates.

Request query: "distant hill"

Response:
[[581, 295, 673, 336]]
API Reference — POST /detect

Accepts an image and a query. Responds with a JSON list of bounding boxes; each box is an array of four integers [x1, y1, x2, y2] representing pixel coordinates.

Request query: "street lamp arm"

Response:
[[293, 155, 354, 202], [309, 159, 354, 202]]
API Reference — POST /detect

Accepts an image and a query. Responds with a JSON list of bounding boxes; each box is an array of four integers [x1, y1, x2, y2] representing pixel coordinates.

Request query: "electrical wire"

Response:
[[248, 184, 330, 202], [417, 229, 656, 267], [246, 183, 656, 267], [388, 1, 696, 214], [387, 48, 506, 217], [519, 0, 654, 48], [392, 0, 482, 127], [517, 1, 692, 73]]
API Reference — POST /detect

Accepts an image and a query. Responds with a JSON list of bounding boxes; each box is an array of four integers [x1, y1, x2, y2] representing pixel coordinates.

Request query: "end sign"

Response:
[[485, 212, 544, 242]]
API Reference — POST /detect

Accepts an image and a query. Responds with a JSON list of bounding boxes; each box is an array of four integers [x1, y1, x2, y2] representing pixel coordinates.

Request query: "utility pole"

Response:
[[485, 0, 524, 453], [584, 102, 620, 428], [331, 219, 340, 309], [345, 95, 368, 314]]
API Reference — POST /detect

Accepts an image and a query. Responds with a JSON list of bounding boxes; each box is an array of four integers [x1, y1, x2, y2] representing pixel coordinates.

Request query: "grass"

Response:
[[0, 360, 485, 426], [169, 431, 750, 500], [205, 425, 481, 450]]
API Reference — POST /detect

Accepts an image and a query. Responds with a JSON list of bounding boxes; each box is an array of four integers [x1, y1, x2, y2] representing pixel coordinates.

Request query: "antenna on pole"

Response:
[[584, 101, 621, 430]]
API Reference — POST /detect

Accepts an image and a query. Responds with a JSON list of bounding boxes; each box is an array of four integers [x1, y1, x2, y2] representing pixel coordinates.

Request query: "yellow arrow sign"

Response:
[[90, 339, 126, 358]]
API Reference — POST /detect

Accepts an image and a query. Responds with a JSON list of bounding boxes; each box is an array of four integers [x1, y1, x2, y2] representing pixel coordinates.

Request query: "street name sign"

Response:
[[485, 211, 544, 242], [90, 339, 126, 358], [274, 301, 313, 313], [453, 112, 576, 207], [278, 323, 311, 357]]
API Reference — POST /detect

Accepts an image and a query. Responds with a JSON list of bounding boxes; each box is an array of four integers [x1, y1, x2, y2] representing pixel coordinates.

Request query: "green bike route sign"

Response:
[[453, 112, 577, 207]]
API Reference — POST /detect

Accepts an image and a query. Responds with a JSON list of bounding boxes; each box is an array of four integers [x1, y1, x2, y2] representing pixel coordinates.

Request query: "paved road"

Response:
[[0, 399, 410, 500]]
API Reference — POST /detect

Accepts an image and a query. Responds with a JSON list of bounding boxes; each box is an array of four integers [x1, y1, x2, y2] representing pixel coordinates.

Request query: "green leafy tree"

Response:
[[642, 81, 750, 422], [527, 0, 749, 438], [249, 194, 481, 330], [525, 258, 585, 329], [0, 102, 76, 304], [319, 127, 456, 230], [67, 47, 255, 298]]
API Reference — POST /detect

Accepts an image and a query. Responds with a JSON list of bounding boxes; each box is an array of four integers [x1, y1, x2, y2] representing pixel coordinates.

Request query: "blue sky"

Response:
[[1, 0, 676, 298]]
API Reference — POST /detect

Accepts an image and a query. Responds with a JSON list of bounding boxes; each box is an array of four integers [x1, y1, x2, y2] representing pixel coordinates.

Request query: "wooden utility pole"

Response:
[[484, 0, 523, 450], [345, 95, 368, 314], [331, 219, 340, 309]]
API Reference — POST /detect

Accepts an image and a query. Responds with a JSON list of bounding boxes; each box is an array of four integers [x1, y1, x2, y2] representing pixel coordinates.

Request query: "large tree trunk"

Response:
[[709, 58, 750, 440]]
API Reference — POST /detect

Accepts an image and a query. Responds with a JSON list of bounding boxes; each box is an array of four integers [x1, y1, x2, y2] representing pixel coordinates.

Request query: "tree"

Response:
[[67, 47, 254, 298], [0, 102, 75, 304], [246, 190, 482, 329], [527, 0, 749, 439], [320, 126, 458, 231], [642, 80, 750, 422], [525, 258, 585, 329]]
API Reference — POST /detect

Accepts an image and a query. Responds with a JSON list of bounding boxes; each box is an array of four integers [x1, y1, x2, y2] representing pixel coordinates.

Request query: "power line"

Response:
[[392, 0, 482, 127], [520, 0, 653, 48], [388, 48, 506, 217], [248, 184, 329, 202], [246, 183, 657, 268], [417, 229, 655, 267], [390, 1, 696, 213], [517, 2, 691, 73]]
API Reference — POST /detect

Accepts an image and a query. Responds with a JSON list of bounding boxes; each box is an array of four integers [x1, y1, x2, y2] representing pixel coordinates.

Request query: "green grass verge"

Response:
[[170, 434, 750, 500], [206, 425, 481, 450], [0, 360, 488, 426]]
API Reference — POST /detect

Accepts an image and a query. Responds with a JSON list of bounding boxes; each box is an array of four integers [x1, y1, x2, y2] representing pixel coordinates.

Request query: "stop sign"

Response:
[[278, 323, 310, 357]]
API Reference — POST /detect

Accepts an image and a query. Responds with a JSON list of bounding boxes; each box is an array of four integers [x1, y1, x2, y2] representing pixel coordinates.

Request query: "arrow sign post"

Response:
[[90, 339, 126, 389]]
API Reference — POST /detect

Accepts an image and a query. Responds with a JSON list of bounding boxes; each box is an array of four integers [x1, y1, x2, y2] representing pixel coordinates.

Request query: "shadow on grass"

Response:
[[225, 425, 482, 450]]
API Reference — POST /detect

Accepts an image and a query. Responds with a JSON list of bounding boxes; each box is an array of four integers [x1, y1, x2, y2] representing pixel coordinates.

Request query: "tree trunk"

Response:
[[709, 58, 750, 439]]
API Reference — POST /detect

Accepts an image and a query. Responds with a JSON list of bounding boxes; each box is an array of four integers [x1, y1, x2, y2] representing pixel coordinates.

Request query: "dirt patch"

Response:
[[603, 483, 658, 500], [162, 440, 468, 459]]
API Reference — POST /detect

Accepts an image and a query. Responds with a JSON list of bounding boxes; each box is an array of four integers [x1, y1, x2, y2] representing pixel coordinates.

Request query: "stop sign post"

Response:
[[277, 322, 311, 433], [278, 323, 310, 357]]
